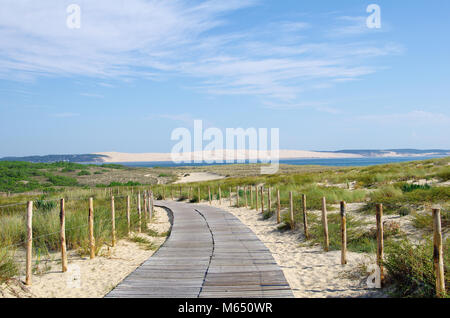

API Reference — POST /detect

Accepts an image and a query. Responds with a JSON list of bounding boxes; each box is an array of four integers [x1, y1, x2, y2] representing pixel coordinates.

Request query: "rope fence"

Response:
[[156, 183, 446, 297], [1, 183, 446, 297], [0, 189, 156, 286]]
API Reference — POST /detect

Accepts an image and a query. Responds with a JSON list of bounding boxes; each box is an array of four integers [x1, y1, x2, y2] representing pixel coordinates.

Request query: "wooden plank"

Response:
[[106, 201, 293, 298]]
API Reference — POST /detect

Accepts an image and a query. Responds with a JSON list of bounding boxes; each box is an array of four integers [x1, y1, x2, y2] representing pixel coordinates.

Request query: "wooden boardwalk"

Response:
[[106, 201, 293, 298]]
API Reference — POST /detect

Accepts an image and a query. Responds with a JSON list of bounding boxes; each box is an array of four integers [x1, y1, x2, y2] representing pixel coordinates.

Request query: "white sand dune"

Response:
[[95, 150, 362, 163], [174, 172, 225, 184]]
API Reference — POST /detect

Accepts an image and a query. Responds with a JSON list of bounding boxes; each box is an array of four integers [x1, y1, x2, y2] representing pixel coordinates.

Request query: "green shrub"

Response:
[[108, 181, 141, 187], [77, 170, 91, 176], [401, 183, 431, 192], [47, 175, 79, 186], [100, 164, 124, 169], [412, 210, 449, 231], [384, 238, 449, 298], [398, 207, 413, 216], [435, 169, 450, 182], [370, 185, 403, 201], [363, 185, 446, 214], [0, 249, 18, 284], [262, 210, 274, 220], [306, 214, 403, 253], [35, 199, 57, 212]]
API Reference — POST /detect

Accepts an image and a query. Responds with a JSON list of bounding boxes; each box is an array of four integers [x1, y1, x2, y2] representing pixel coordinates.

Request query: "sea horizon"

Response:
[[86, 155, 447, 168]]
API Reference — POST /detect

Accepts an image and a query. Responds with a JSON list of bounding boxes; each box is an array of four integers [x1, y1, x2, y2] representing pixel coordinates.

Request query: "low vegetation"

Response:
[[0, 189, 143, 282], [0, 156, 449, 297], [383, 238, 449, 297]]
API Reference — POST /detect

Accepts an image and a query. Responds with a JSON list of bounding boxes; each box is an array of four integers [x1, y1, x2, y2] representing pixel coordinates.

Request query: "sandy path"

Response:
[[174, 172, 225, 184], [196, 199, 386, 298], [0, 207, 171, 298]]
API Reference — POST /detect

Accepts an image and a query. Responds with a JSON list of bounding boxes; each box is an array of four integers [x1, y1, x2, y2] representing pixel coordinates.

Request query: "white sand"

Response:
[[95, 150, 362, 163], [197, 199, 386, 298], [174, 172, 225, 184], [0, 207, 171, 298]]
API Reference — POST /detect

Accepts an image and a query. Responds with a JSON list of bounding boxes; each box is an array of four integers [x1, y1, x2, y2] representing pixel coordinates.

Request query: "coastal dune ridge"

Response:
[[95, 150, 363, 163]]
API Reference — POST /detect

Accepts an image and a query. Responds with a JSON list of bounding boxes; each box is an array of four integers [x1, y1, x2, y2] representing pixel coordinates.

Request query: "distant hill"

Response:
[[0, 149, 448, 163], [329, 149, 450, 157], [0, 154, 107, 163]]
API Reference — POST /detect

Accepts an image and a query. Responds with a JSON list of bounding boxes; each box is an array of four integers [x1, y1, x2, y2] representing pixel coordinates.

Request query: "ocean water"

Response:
[[96, 156, 445, 168]]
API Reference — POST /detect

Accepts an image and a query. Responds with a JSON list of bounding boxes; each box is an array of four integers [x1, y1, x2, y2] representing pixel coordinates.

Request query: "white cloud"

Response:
[[262, 100, 341, 114], [358, 110, 450, 124], [0, 1, 402, 103], [80, 92, 104, 98]]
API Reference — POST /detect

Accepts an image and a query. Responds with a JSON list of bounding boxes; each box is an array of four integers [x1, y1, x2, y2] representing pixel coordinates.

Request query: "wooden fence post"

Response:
[[267, 187, 271, 212], [89, 198, 95, 259], [25, 201, 33, 285], [60, 198, 68, 273], [111, 196, 116, 246], [321, 197, 329, 252], [255, 186, 259, 211], [244, 186, 248, 208], [150, 191, 154, 219], [433, 208, 445, 297], [289, 192, 294, 230], [276, 189, 281, 224], [376, 204, 384, 284], [163, 187, 166, 200], [179, 186, 182, 199], [260, 187, 264, 213], [126, 195, 131, 235], [236, 186, 240, 206], [189, 187, 192, 201], [137, 192, 142, 233], [340, 201, 347, 265], [250, 186, 253, 206], [229, 187, 232, 206], [302, 194, 309, 240], [208, 186, 212, 205], [171, 188, 174, 201], [198, 187, 201, 203], [218, 186, 222, 205], [144, 191, 148, 222]]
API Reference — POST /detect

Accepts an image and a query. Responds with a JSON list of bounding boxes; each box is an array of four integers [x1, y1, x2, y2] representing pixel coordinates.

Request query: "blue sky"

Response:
[[0, 0, 449, 156]]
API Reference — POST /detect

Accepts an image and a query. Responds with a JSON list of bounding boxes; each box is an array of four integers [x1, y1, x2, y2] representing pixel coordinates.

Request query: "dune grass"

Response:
[[384, 238, 449, 298], [0, 189, 144, 282], [0, 157, 448, 294], [0, 249, 18, 284]]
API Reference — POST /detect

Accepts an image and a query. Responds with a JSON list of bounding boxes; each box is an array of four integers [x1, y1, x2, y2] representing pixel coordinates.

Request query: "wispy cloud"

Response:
[[0, 1, 402, 104], [80, 92, 104, 98], [262, 100, 340, 114], [357, 110, 450, 125]]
